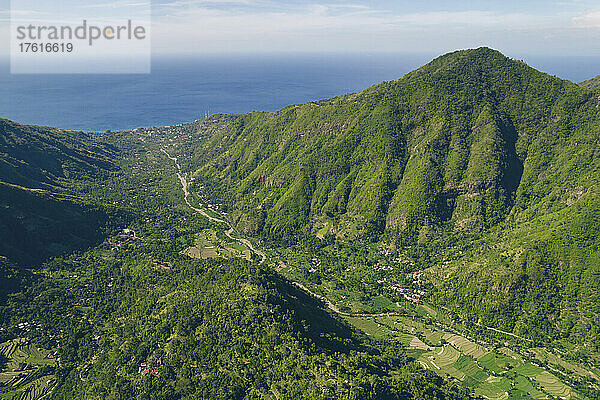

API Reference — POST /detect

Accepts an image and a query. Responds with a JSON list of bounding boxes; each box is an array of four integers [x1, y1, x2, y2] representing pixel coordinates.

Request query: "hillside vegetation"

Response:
[[0, 120, 121, 266], [0, 119, 116, 189], [192, 48, 598, 239], [188, 48, 600, 349], [1, 47, 600, 399], [579, 75, 600, 89]]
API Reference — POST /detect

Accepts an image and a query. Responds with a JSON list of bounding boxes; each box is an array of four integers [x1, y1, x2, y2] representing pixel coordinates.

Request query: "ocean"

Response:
[[1, 53, 600, 132]]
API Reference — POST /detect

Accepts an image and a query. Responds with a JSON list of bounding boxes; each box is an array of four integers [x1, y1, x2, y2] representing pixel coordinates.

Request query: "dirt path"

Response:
[[162, 147, 540, 337], [161, 149, 226, 224], [291, 281, 403, 318], [224, 227, 266, 263], [291, 281, 343, 314]]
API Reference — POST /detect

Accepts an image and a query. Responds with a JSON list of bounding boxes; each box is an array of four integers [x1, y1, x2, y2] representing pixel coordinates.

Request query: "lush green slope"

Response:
[[187, 48, 600, 347], [0, 119, 116, 189], [192, 48, 597, 240], [1, 47, 600, 398], [0, 213, 467, 400], [0, 120, 471, 399], [0, 182, 106, 265], [0, 120, 119, 266], [60, 260, 464, 400]]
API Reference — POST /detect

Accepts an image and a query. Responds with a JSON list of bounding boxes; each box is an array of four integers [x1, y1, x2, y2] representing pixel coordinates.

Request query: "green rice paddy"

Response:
[[341, 306, 591, 399], [0, 339, 57, 400]]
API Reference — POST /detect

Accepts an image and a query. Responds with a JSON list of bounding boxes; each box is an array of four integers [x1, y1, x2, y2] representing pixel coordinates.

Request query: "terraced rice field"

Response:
[[342, 311, 589, 400], [408, 336, 432, 350], [423, 329, 443, 346], [474, 376, 511, 400], [0, 339, 57, 400], [443, 334, 489, 359], [513, 375, 547, 399], [10, 375, 56, 400], [454, 355, 488, 386], [393, 332, 418, 345], [478, 353, 517, 374], [515, 363, 545, 378], [343, 316, 395, 339], [498, 347, 524, 363], [535, 371, 576, 399], [418, 345, 466, 380], [531, 347, 600, 383]]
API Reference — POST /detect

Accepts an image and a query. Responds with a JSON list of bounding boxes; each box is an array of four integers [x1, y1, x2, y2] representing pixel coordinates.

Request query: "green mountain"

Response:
[[40, 255, 465, 400], [188, 48, 600, 346], [0, 133, 468, 399], [192, 48, 597, 239], [1, 47, 600, 399], [0, 119, 116, 189]]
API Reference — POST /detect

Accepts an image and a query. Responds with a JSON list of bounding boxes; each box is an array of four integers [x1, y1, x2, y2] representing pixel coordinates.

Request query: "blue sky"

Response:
[[1, 0, 600, 55]]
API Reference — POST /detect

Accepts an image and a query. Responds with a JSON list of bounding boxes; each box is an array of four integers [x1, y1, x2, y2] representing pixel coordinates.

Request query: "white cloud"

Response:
[[82, 1, 150, 8], [392, 11, 546, 27], [2, 1, 599, 55], [149, 5, 579, 54], [158, 0, 254, 7], [573, 11, 600, 28]]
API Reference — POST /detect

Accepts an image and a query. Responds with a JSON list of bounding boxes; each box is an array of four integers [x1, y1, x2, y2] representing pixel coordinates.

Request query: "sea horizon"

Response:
[[2, 52, 600, 132]]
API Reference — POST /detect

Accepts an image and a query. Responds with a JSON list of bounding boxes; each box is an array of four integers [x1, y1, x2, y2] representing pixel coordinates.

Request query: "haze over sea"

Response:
[[1, 53, 600, 132]]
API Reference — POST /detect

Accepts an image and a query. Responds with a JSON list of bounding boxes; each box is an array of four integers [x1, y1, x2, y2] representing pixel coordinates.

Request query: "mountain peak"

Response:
[[403, 47, 520, 81], [437, 47, 511, 63], [440, 46, 506, 59]]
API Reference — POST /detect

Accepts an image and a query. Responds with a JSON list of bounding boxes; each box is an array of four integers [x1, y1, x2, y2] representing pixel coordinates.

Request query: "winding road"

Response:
[[161, 148, 512, 325]]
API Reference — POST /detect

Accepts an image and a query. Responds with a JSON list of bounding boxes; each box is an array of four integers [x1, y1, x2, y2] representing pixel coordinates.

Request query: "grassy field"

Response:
[[342, 316, 396, 339], [443, 334, 489, 359]]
